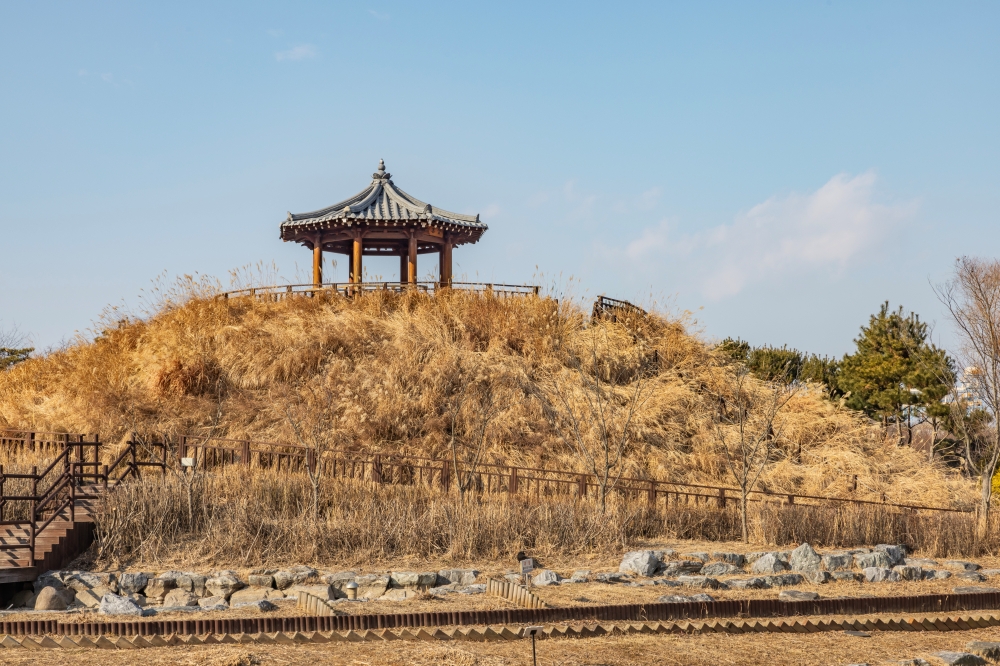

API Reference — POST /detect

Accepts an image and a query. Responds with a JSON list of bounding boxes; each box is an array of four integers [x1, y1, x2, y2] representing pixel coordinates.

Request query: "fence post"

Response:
[[179, 436, 187, 462], [374, 455, 383, 484], [441, 461, 450, 490], [578, 474, 587, 497], [647, 480, 656, 506], [0, 463, 4, 522], [509, 467, 518, 495], [242, 441, 250, 467], [717, 487, 726, 508], [307, 449, 316, 476], [102, 465, 109, 492], [787, 494, 794, 506], [29, 465, 37, 565]]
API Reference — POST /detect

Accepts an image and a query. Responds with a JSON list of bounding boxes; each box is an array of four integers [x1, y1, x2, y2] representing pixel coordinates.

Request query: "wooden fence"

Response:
[[0, 429, 965, 516], [218, 281, 540, 302]]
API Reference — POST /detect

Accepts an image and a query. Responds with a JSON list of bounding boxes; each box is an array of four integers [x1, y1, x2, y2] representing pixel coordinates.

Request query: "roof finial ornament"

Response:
[[373, 158, 391, 181], [378, 159, 385, 173]]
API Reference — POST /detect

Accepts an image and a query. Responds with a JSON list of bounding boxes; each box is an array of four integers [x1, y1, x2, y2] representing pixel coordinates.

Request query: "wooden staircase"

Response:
[[0, 489, 101, 583], [0, 433, 166, 584]]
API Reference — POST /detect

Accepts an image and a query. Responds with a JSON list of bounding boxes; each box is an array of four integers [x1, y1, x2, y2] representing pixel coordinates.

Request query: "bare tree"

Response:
[[442, 355, 502, 501], [935, 257, 1000, 537], [547, 329, 652, 514], [283, 381, 338, 524], [713, 364, 797, 543], [0, 323, 33, 371]]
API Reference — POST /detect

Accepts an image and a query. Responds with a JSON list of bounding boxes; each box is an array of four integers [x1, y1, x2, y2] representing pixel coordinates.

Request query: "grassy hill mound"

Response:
[[0, 285, 973, 511]]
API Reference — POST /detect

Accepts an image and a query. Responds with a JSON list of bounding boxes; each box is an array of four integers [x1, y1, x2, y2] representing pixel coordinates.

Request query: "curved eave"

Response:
[[280, 217, 488, 245]]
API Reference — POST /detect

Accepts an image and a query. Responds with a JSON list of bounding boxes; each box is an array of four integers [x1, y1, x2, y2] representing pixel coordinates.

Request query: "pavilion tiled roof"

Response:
[[280, 160, 486, 238]]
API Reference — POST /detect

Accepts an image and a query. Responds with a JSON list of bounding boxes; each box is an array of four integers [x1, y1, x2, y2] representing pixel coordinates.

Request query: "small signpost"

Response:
[[523, 626, 543, 666]]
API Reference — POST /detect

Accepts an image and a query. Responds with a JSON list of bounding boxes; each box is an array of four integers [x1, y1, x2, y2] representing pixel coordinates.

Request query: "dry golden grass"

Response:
[[0, 286, 974, 511]]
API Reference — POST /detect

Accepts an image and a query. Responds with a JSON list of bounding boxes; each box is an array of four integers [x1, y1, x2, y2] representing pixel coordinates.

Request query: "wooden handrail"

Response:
[[216, 281, 542, 300]]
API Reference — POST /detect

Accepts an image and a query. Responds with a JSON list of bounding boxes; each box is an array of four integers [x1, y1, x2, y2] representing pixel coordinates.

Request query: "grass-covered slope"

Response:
[[0, 287, 974, 509]]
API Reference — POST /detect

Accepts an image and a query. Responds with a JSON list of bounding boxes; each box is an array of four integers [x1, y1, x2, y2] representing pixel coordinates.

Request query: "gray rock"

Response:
[[822, 553, 853, 572], [569, 570, 591, 583], [198, 596, 228, 608], [763, 574, 805, 587], [594, 572, 628, 584], [863, 567, 901, 583], [807, 571, 831, 584], [699, 562, 742, 577], [893, 565, 923, 581], [354, 574, 391, 599], [712, 552, 745, 566], [532, 570, 562, 587], [205, 573, 244, 600], [64, 572, 118, 594], [933, 570, 953, 580], [980, 569, 1000, 577], [162, 589, 199, 607], [99, 593, 143, 616], [689, 593, 715, 602], [660, 560, 705, 577], [619, 551, 660, 577], [958, 572, 987, 582], [893, 660, 931, 666], [855, 551, 893, 570], [676, 575, 728, 589], [874, 544, 906, 566], [10, 590, 35, 608], [966, 642, 1000, 660], [459, 584, 485, 595], [33, 586, 67, 611], [728, 577, 771, 590], [379, 588, 420, 601], [288, 584, 335, 601], [944, 560, 982, 571], [928, 652, 986, 666], [117, 573, 149, 595], [906, 558, 938, 567], [247, 575, 274, 588], [652, 549, 676, 560], [121, 593, 146, 607], [391, 572, 438, 589], [751, 553, 790, 574], [778, 590, 819, 601], [143, 577, 176, 601], [437, 569, 479, 586], [176, 573, 207, 596], [232, 599, 278, 612], [832, 571, 862, 582], [682, 552, 710, 562], [745, 552, 768, 564], [652, 579, 683, 587], [953, 586, 1000, 594], [273, 566, 317, 590], [229, 588, 272, 605], [789, 544, 822, 572], [658, 594, 694, 603]]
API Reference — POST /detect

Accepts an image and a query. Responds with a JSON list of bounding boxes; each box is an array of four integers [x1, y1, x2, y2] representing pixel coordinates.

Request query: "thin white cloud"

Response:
[[275, 44, 317, 62], [369, 9, 391, 20], [625, 172, 916, 299]]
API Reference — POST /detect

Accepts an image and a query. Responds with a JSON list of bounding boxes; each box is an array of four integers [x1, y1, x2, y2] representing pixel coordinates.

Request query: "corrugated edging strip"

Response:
[[486, 578, 549, 608], [2, 590, 999, 638], [0, 613, 999, 649]]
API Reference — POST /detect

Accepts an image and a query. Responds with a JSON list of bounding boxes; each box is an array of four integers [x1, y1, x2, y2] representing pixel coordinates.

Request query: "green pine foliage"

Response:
[[718, 337, 841, 397], [0, 347, 32, 371], [837, 302, 954, 427]]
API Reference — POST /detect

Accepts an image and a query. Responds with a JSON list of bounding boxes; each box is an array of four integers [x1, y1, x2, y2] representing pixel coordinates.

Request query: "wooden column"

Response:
[[348, 250, 354, 284], [399, 251, 408, 285], [312, 241, 323, 286], [352, 236, 363, 284], [407, 233, 417, 285], [439, 238, 453, 287]]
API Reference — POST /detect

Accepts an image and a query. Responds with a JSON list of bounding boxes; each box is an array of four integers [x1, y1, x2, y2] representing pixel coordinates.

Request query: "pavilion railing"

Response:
[[218, 281, 541, 301]]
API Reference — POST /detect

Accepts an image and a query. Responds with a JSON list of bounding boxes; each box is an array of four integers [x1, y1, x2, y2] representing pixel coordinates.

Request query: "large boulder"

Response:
[[144, 577, 177, 602], [438, 569, 480, 586], [10, 590, 36, 608], [929, 652, 986, 666], [855, 551, 893, 570], [354, 574, 390, 600], [162, 589, 199, 607], [205, 573, 244, 600], [728, 577, 772, 590], [958, 572, 988, 583], [288, 584, 335, 601], [712, 553, 746, 566], [230, 588, 271, 605], [831, 571, 861, 582], [64, 572, 118, 594], [199, 596, 228, 609], [532, 570, 562, 587], [682, 552, 710, 562], [99, 593, 143, 616], [789, 544, 822, 573], [176, 573, 207, 597], [863, 567, 901, 583], [391, 572, 438, 589], [619, 551, 660, 577], [232, 599, 278, 612], [751, 553, 790, 574], [893, 565, 923, 581], [945, 560, 982, 572], [806, 571, 831, 584], [821, 553, 853, 572], [273, 566, 318, 590], [875, 544, 906, 566], [247, 575, 274, 588], [118, 573, 149, 595], [700, 562, 742, 577], [763, 574, 805, 587], [33, 586, 68, 611], [74, 589, 103, 608], [779, 590, 819, 601], [661, 561, 707, 577], [676, 575, 728, 589]]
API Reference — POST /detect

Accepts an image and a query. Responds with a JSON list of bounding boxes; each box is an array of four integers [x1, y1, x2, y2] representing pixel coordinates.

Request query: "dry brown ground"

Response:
[[1, 626, 1000, 666]]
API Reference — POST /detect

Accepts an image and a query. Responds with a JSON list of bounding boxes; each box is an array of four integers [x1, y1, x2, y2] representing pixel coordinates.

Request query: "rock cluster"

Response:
[[16, 566, 484, 615]]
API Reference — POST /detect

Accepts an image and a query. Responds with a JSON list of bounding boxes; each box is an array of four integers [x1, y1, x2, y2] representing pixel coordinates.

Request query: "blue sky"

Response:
[[1, 2, 998, 356]]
